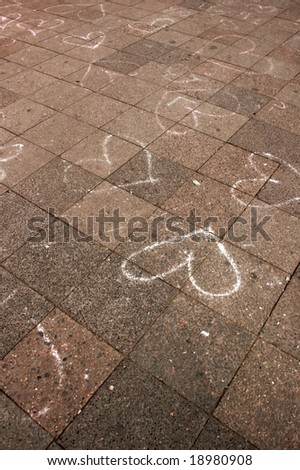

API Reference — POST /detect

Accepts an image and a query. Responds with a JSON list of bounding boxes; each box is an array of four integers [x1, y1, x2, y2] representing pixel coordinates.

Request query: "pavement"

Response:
[[1, 0, 300, 450]]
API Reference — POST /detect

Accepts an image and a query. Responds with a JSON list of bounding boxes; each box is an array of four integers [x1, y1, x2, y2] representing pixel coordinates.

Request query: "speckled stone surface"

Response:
[[59, 360, 207, 449], [1, 0, 299, 450]]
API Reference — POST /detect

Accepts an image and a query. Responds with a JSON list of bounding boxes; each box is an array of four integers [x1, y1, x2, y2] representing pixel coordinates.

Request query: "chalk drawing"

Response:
[[120, 150, 159, 188], [36, 324, 64, 387]]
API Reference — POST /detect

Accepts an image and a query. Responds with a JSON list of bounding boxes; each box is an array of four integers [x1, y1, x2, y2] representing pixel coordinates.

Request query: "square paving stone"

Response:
[[214, 340, 300, 449], [37, 34, 81, 54], [261, 276, 300, 360], [229, 119, 300, 170], [275, 82, 300, 107], [59, 359, 207, 449], [1, 268, 53, 359], [3, 219, 110, 304], [193, 417, 255, 450], [0, 87, 21, 108], [251, 56, 299, 80], [1, 98, 55, 134], [148, 29, 192, 47], [180, 37, 226, 58], [123, 39, 174, 60], [95, 51, 149, 74], [1, 191, 45, 262], [6, 45, 57, 67], [62, 181, 157, 249], [257, 164, 300, 218], [0, 37, 27, 58], [65, 44, 115, 63], [0, 137, 55, 187], [102, 107, 174, 147], [130, 293, 254, 412], [22, 113, 95, 154], [197, 28, 244, 46], [30, 80, 91, 111], [62, 130, 140, 178], [167, 72, 225, 100], [137, 89, 201, 121], [1, 394, 52, 449], [14, 157, 101, 215], [2, 309, 122, 437], [63, 93, 129, 128], [162, 174, 252, 236], [232, 70, 288, 97], [181, 102, 249, 141], [227, 199, 300, 273], [66, 64, 123, 91], [60, 252, 177, 353], [192, 59, 244, 83], [34, 54, 86, 78], [157, 48, 204, 70], [148, 124, 222, 170], [0, 69, 57, 96], [255, 100, 300, 136], [108, 149, 193, 205], [200, 144, 278, 195], [214, 46, 262, 68], [209, 84, 270, 117], [129, 61, 186, 86], [182, 241, 287, 333], [0, 128, 14, 145], [100, 75, 159, 105]]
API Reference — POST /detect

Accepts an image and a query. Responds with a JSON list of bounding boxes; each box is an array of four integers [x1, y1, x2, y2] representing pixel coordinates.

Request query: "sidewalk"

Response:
[[1, 0, 300, 450]]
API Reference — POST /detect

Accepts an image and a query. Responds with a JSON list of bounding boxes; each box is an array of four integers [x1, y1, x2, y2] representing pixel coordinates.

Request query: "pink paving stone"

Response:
[[2, 308, 122, 436]]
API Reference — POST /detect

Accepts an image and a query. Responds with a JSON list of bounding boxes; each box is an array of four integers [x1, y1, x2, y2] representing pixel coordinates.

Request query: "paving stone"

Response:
[[2, 309, 121, 436], [130, 293, 254, 411], [6, 45, 57, 67], [0, 137, 55, 187], [0, 61, 25, 82], [214, 46, 262, 68], [108, 149, 193, 205], [162, 173, 252, 235], [227, 199, 300, 273], [183, 241, 287, 333], [0, 87, 21, 108], [64, 93, 129, 127], [3, 219, 110, 304], [181, 102, 249, 141], [255, 99, 300, 136], [34, 54, 86, 78], [275, 82, 300, 107], [37, 34, 81, 54], [197, 28, 244, 46], [95, 51, 149, 74], [1, 393, 52, 449], [261, 277, 300, 360], [192, 59, 244, 83], [268, 46, 300, 66], [123, 39, 174, 60], [62, 181, 156, 249], [167, 72, 225, 100], [148, 123, 222, 170], [23, 113, 95, 154], [129, 61, 186, 86], [148, 29, 192, 47], [1, 98, 55, 135], [62, 130, 140, 178], [66, 64, 123, 91], [102, 107, 174, 147], [14, 157, 101, 215], [65, 44, 115, 63], [100, 75, 159, 105], [1, 191, 45, 262], [30, 80, 91, 111], [200, 143, 278, 195], [0, 128, 15, 145], [232, 70, 288, 97], [60, 253, 177, 352], [1, 268, 53, 358], [257, 164, 300, 218], [138, 89, 201, 120], [193, 418, 255, 450], [59, 359, 207, 449], [209, 84, 270, 117], [0, 37, 27, 58], [214, 340, 300, 449], [229, 119, 300, 171], [157, 48, 204, 70], [0, 69, 57, 96], [251, 56, 299, 80]]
